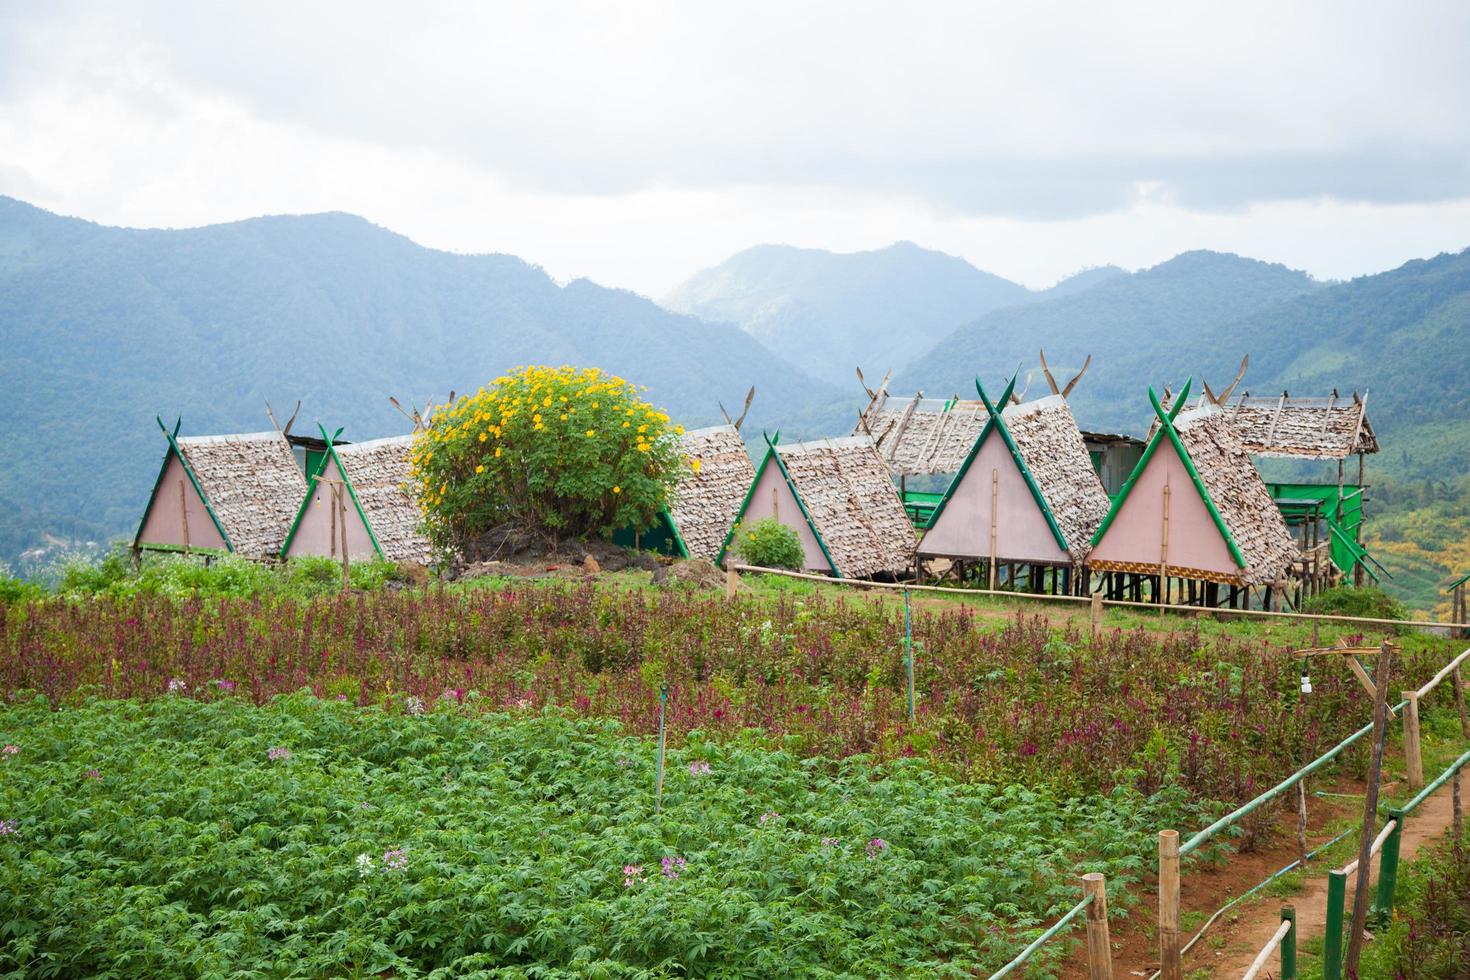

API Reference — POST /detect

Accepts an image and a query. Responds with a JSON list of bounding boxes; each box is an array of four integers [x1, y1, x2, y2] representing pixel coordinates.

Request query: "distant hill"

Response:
[[0, 196, 842, 566], [899, 250, 1326, 435], [663, 242, 1041, 387]]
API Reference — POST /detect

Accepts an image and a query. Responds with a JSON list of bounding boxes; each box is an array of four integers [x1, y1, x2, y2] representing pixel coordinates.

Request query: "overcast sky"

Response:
[[3, 1, 1469, 296]]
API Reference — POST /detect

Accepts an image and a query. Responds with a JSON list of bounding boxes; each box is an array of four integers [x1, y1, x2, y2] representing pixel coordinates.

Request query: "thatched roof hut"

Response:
[[921, 381, 1111, 565], [668, 425, 757, 561], [281, 432, 433, 565], [719, 435, 915, 578], [855, 393, 989, 476], [1223, 391, 1377, 460], [134, 420, 307, 559], [1090, 385, 1300, 586]]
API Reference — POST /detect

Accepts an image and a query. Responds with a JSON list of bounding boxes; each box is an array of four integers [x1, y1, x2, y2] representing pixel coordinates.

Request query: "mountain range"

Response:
[[3, 194, 1469, 594]]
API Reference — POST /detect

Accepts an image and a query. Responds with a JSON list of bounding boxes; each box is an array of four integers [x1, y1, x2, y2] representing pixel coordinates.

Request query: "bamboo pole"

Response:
[[1344, 640, 1394, 976], [1159, 482, 1170, 612], [1296, 781, 1308, 863], [1453, 664, 1470, 738], [725, 567, 739, 600], [1090, 591, 1103, 639], [1158, 829, 1181, 980], [1082, 872, 1112, 980], [989, 469, 998, 589], [1402, 690, 1424, 791], [178, 478, 191, 555], [1241, 917, 1293, 980], [337, 485, 349, 590]]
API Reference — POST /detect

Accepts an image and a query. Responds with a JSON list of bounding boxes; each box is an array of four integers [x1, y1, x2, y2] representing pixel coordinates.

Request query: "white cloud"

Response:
[[0, 0, 1468, 296]]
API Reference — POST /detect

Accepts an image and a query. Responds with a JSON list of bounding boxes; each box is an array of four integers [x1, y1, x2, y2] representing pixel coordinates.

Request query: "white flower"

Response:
[[167, 678, 187, 694], [405, 696, 425, 716], [355, 853, 375, 879]]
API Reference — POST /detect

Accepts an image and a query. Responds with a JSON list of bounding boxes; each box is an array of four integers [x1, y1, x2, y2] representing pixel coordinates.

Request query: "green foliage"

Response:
[[42, 545, 400, 600], [1300, 585, 1407, 622], [730, 517, 805, 570], [410, 365, 686, 546], [0, 694, 1202, 977], [0, 569, 43, 605]]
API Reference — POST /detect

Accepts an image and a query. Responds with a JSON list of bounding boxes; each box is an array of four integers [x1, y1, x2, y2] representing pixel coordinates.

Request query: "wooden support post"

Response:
[[1402, 690, 1424, 791], [328, 484, 337, 558], [1345, 640, 1394, 976], [337, 485, 350, 591], [1453, 664, 1470, 739], [178, 478, 191, 555], [1159, 483, 1170, 610], [1090, 591, 1103, 639], [988, 468, 998, 589], [1297, 780, 1309, 863], [725, 566, 738, 599], [1158, 829, 1182, 980], [1083, 872, 1112, 980]]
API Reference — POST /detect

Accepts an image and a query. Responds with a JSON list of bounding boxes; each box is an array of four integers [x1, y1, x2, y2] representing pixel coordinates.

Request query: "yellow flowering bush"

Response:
[[410, 366, 685, 546]]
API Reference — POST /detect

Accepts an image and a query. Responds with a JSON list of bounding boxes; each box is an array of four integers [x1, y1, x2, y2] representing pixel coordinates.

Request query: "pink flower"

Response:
[[383, 848, 408, 871], [0, 820, 17, 835], [215, 679, 236, 692], [622, 864, 645, 887], [84, 769, 102, 781], [267, 747, 291, 761], [661, 856, 686, 879], [688, 761, 711, 777], [167, 678, 187, 694], [866, 838, 889, 859], [1, 745, 17, 759], [820, 837, 839, 848], [759, 811, 780, 825]]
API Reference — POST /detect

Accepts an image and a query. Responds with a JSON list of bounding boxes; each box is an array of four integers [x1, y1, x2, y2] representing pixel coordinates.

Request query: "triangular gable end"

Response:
[[134, 419, 232, 554], [281, 427, 384, 561], [717, 441, 836, 575], [921, 377, 1069, 563], [1089, 384, 1247, 583]]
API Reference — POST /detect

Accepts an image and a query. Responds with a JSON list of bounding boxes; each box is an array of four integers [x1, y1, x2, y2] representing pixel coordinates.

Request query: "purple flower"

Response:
[[267, 746, 291, 761], [84, 769, 102, 781], [0, 820, 16, 836], [167, 678, 187, 694], [759, 811, 780, 825], [215, 679, 236, 692], [688, 761, 711, 777], [622, 863, 645, 887], [661, 856, 687, 879], [820, 837, 839, 848], [866, 838, 889, 859], [383, 848, 408, 872]]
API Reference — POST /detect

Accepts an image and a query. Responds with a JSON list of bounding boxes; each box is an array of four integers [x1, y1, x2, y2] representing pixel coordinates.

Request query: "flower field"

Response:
[[0, 584, 1448, 803], [0, 693, 1194, 977]]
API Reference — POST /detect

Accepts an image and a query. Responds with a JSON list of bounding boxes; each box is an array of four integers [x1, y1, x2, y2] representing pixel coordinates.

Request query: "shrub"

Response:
[[730, 517, 805, 570], [1302, 585, 1407, 623], [410, 365, 686, 548]]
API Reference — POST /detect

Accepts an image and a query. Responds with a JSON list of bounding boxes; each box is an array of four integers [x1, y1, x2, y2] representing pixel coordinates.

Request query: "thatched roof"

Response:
[[1004, 396, 1112, 558], [176, 431, 307, 559], [776, 436, 916, 578], [1173, 405, 1300, 583], [855, 393, 988, 476], [670, 425, 756, 561], [1223, 391, 1377, 459], [334, 436, 434, 564]]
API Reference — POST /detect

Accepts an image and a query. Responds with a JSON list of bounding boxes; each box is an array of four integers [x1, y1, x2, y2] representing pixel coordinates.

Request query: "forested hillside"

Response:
[[0, 197, 841, 566]]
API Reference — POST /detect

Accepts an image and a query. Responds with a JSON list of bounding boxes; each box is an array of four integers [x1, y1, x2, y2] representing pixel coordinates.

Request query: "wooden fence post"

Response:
[[1402, 690, 1423, 792], [1345, 640, 1394, 976], [1090, 591, 1103, 639], [725, 566, 738, 599], [1452, 664, 1469, 739], [1159, 829, 1182, 980], [1083, 872, 1112, 980]]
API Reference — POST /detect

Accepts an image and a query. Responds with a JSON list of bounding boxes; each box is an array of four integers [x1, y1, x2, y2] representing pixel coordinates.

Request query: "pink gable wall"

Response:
[[920, 432, 1069, 564], [1089, 444, 1239, 576], [282, 457, 380, 561], [734, 459, 832, 573], [137, 453, 229, 551]]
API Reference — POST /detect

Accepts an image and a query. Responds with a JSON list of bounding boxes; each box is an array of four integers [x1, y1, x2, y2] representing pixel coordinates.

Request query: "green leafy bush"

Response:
[[50, 548, 400, 600], [1301, 585, 1408, 623], [0, 694, 1198, 977], [730, 517, 805, 570], [409, 365, 686, 547]]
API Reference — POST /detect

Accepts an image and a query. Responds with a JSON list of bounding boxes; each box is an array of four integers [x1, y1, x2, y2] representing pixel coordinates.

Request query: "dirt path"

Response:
[[1178, 775, 1460, 977]]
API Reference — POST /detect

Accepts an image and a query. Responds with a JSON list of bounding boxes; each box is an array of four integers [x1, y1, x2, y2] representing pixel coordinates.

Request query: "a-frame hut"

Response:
[[134, 419, 307, 560], [667, 424, 757, 561], [1089, 383, 1301, 606], [718, 434, 915, 578], [280, 430, 434, 565], [919, 376, 1111, 591]]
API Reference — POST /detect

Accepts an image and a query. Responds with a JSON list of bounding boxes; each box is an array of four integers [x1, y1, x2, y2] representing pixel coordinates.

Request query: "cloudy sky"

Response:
[[2, 1, 1468, 296]]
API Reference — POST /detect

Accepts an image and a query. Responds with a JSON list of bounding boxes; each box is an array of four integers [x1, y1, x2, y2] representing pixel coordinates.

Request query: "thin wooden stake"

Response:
[[989, 469, 999, 589], [655, 684, 668, 814], [1083, 872, 1113, 980], [178, 478, 191, 555], [1159, 483, 1171, 613], [1297, 780, 1309, 863], [1345, 640, 1394, 976], [1159, 829, 1182, 980], [1402, 690, 1424, 791], [725, 566, 739, 600], [337, 485, 350, 590], [1453, 665, 1469, 739], [1090, 591, 1103, 639]]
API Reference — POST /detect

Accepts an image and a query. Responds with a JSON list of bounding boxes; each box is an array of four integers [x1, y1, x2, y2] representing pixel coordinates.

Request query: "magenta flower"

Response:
[[267, 747, 291, 761], [660, 856, 687, 879], [0, 820, 17, 836], [215, 679, 236, 692], [383, 848, 408, 872], [622, 863, 645, 887], [866, 838, 889, 859], [688, 761, 711, 777], [759, 810, 780, 825], [84, 769, 102, 781], [820, 837, 839, 848]]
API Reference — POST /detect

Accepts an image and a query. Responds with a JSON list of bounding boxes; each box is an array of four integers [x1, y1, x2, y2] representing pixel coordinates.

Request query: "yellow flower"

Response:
[[622, 421, 631, 428], [585, 429, 596, 437], [495, 447, 502, 457], [613, 485, 621, 494], [561, 413, 569, 421], [691, 459, 702, 473], [675, 425, 685, 435], [637, 424, 647, 434], [475, 464, 485, 474], [478, 432, 487, 442], [439, 483, 447, 494]]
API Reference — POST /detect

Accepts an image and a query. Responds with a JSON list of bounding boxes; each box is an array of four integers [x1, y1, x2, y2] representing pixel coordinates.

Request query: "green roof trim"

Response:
[[279, 426, 386, 561], [134, 416, 235, 553], [715, 431, 843, 577], [1447, 569, 1470, 592], [922, 375, 1069, 554], [1088, 382, 1246, 570]]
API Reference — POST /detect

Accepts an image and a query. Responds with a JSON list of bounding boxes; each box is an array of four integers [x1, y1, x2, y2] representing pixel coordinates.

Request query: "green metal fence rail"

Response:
[[986, 892, 1093, 980]]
